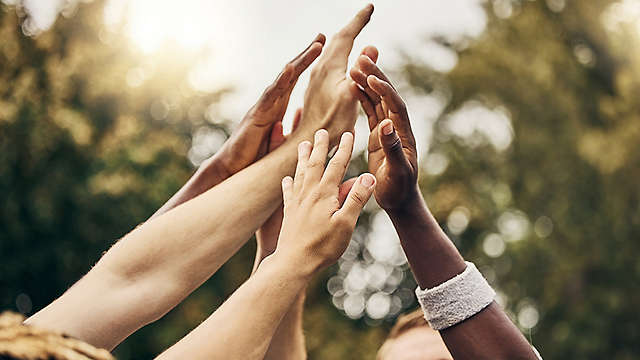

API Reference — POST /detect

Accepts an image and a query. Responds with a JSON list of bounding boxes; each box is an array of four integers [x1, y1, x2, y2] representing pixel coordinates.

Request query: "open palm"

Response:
[[350, 51, 419, 210]]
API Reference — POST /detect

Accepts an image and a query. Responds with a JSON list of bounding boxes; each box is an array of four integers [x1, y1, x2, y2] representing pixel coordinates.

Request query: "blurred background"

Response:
[[1, 0, 640, 358]]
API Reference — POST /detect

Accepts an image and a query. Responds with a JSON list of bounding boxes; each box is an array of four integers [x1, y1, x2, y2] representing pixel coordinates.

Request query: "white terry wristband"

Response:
[[415, 261, 496, 331]]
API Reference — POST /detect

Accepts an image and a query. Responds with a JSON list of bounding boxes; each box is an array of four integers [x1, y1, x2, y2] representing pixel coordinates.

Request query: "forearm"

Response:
[[264, 292, 306, 360], [387, 189, 466, 289], [387, 190, 537, 360], [27, 139, 301, 350], [149, 156, 227, 220], [156, 255, 311, 360], [253, 244, 307, 360]]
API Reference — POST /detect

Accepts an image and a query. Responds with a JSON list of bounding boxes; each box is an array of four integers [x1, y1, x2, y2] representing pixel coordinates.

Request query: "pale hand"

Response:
[[275, 130, 375, 273]]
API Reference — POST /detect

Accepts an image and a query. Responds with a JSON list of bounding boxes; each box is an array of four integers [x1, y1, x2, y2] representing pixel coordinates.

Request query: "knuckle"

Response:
[[351, 190, 367, 206], [308, 157, 325, 169], [327, 159, 346, 171], [263, 83, 276, 96], [328, 197, 341, 210], [309, 188, 325, 203], [388, 136, 403, 153], [398, 100, 408, 113]]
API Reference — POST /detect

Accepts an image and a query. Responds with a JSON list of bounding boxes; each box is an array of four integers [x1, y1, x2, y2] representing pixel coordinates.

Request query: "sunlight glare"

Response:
[[107, 0, 219, 54]]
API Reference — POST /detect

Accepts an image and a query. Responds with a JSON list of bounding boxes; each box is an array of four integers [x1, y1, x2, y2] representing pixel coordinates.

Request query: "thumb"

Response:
[[378, 119, 408, 167], [335, 173, 376, 223]]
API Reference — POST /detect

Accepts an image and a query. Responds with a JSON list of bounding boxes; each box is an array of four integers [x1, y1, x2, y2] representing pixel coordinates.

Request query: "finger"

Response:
[[334, 173, 376, 224], [367, 75, 405, 114], [349, 66, 381, 104], [349, 81, 378, 130], [292, 108, 303, 132], [323, 4, 374, 70], [367, 75, 415, 141], [282, 176, 294, 206], [357, 55, 393, 87], [378, 119, 410, 168], [291, 41, 324, 79], [294, 141, 312, 193], [338, 177, 358, 206], [322, 132, 354, 186], [357, 54, 395, 119], [361, 45, 379, 63], [290, 33, 326, 65], [265, 63, 295, 100], [304, 129, 330, 187], [260, 35, 325, 104], [268, 122, 286, 152]]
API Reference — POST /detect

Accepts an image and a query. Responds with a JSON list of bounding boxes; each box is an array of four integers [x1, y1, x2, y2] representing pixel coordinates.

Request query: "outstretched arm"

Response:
[[251, 118, 359, 360], [157, 130, 376, 360], [26, 6, 375, 351], [150, 35, 325, 220], [351, 50, 539, 360]]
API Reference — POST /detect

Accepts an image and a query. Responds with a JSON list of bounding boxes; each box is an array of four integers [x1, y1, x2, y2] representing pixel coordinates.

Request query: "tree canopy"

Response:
[[1, 1, 639, 359]]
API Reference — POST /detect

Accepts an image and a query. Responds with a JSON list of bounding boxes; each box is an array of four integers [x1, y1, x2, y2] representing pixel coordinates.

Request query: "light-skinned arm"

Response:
[[251, 119, 359, 360], [350, 48, 539, 360], [157, 130, 376, 360], [251, 107, 306, 360], [26, 6, 375, 351]]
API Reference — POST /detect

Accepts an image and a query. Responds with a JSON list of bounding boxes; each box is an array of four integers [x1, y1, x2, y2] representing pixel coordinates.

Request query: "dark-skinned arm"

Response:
[[350, 49, 539, 360]]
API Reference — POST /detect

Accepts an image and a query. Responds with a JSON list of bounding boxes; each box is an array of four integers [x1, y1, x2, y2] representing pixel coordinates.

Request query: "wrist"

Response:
[[265, 250, 317, 283], [197, 155, 228, 185], [384, 185, 426, 220]]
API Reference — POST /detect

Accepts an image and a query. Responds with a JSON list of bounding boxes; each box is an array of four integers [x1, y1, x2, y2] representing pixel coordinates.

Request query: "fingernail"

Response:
[[341, 132, 353, 142], [360, 174, 375, 187], [315, 129, 328, 141], [298, 141, 311, 153], [382, 121, 394, 135]]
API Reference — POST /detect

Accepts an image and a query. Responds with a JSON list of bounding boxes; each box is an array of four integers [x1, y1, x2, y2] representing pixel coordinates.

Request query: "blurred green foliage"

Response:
[[403, 1, 640, 358], [0, 2, 387, 359], [2, 0, 640, 359]]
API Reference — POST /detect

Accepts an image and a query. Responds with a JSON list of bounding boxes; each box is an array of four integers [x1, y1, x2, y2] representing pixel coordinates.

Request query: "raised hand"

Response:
[[276, 129, 376, 272], [349, 49, 419, 211], [203, 34, 326, 182], [152, 35, 325, 219], [294, 5, 375, 145]]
